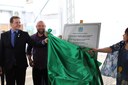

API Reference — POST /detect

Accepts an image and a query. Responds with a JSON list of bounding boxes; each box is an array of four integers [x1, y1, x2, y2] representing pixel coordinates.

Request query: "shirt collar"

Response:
[[36, 32, 45, 38], [11, 29, 18, 34]]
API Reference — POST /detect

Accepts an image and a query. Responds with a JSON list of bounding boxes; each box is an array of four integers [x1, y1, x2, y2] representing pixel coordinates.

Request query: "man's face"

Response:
[[36, 21, 46, 34], [10, 18, 21, 30]]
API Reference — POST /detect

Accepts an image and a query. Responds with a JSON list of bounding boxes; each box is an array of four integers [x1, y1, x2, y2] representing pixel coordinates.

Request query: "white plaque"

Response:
[[62, 23, 101, 48]]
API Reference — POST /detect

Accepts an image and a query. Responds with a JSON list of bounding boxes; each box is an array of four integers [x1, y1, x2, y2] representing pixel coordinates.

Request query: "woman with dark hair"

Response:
[[92, 28, 128, 85]]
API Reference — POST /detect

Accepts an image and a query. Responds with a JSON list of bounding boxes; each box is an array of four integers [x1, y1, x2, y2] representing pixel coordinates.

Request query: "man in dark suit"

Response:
[[0, 37, 4, 85], [0, 31, 3, 76], [0, 31, 5, 85], [0, 16, 47, 85]]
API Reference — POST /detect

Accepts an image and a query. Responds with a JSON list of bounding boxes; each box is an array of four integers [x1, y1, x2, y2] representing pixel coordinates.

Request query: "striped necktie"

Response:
[[11, 31, 17, 47]]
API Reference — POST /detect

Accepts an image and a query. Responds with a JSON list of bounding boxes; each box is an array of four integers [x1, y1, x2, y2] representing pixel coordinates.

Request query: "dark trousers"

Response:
[[32, 67, 48, 85], [1, 73, 4, 85], [5, 67, 27, 85]]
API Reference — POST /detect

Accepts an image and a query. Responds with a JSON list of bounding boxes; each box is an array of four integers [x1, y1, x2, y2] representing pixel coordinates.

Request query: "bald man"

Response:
[[27, 21, 48, 85]]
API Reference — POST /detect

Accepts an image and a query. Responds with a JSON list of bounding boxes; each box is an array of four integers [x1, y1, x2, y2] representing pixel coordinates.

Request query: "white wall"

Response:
[[74, 0, 128, 48]]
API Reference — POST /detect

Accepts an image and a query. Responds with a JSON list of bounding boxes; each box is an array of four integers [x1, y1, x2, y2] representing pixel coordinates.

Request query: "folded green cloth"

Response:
[[47, 29, 103, 85]]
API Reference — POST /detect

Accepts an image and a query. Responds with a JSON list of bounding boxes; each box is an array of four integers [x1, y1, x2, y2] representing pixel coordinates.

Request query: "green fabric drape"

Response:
[[47, 29, 103, 85]]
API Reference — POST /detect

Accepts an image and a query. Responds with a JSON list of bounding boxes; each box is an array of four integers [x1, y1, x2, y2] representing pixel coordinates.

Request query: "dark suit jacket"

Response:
[[0, 30, 38, 70], [0, 40, 2, 67]]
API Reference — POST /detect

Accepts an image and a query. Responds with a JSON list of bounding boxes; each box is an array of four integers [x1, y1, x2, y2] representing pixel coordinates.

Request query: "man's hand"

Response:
[[44, 38, 48, 43], [28, 55, 34, 67], [29, 59, 34, 67], [0, 66, 2, 75]]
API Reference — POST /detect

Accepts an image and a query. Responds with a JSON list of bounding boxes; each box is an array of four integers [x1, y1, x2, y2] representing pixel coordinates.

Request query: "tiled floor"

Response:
[[0, 67, 33, 85], [25, 67, 33, 85]]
